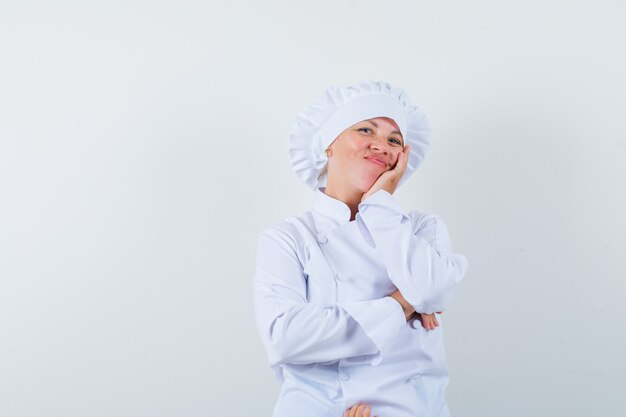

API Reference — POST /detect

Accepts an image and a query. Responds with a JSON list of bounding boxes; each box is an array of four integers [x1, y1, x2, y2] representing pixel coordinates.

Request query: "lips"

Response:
[[365, 156, 387, 168]]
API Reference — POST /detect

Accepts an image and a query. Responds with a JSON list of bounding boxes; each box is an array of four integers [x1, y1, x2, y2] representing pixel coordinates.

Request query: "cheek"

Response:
[[346, 138, 366, 153], [339, 141, 366, 163]]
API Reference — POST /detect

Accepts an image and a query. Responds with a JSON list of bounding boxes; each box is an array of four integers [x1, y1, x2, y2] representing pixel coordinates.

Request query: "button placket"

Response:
[[313, 229, 340, 303], [328, 386, 342, 401]]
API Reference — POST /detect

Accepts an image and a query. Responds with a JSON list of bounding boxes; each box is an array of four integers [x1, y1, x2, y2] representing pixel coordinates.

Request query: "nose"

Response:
[[369, 135, 390, 154]]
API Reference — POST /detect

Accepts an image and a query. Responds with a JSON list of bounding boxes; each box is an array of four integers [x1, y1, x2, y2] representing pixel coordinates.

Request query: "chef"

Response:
[[253, 80, 469, 417]]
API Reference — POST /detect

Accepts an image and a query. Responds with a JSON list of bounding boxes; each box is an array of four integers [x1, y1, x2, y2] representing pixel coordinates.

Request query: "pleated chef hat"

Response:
[[288, 80, 432, 190]]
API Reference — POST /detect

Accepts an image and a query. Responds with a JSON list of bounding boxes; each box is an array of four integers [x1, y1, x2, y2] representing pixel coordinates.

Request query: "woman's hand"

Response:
[[345, 403, 377, 417], [418, 312, 440, 330], [390, 290, 444, 328], [361, 144, 411, 202], [389, 290, 416, 321]]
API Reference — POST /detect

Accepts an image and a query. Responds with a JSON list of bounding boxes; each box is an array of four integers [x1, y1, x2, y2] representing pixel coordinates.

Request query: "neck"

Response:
[[324, 180, 363, 221]]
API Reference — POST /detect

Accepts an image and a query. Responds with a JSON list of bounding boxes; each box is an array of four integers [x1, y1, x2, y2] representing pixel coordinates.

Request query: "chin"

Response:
[[352, 174, 378, 193]]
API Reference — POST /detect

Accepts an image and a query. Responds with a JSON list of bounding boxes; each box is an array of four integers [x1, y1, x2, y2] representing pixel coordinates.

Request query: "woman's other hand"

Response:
[[418, 312, 440, 330], [389, 289, 416, 321], [345, 403, 377, 417], [361, 144, 411, 202]]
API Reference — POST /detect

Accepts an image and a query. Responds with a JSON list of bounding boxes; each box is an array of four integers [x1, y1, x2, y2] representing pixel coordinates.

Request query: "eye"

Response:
[[358, 127, 373, 134], [389, 137, 402, 145]]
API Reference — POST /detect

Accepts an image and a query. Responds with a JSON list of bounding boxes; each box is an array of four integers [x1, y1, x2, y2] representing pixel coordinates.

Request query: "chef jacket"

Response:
[[253, 188, 469, 417]]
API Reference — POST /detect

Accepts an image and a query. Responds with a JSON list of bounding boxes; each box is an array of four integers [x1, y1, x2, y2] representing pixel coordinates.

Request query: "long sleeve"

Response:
[[253, 227, 406, 368], [356, 190, 469, 314]]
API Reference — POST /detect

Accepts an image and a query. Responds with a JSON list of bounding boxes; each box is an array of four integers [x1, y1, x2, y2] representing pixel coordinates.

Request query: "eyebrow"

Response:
[[364, 120, 404, 142]]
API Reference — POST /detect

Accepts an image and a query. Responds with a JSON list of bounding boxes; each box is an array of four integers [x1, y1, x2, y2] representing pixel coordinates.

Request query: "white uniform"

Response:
[[253, 188, 469, 417]]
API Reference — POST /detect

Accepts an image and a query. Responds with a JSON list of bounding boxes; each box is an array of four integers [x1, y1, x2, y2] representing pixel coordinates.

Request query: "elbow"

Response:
[[263, 337, 291, 366], [268, 340, 298, 366], [263, 314, 303, 366], [434, 252, 468, 286], [264, 317, 291, 365], [451, 253, 469, 283], [410, 254, 468, 311], [266, 344, 290, 366]]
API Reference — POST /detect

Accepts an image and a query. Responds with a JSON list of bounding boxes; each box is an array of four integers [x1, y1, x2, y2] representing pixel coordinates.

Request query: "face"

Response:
[[326, 116, 405, 192]]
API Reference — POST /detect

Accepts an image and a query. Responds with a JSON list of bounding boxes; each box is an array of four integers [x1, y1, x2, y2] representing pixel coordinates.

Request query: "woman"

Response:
[[253, 80, 469, 417]]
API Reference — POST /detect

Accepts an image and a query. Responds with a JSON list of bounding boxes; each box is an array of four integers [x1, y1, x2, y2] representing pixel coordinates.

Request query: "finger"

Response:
[[394, 147, 406, 174], [392, 146, 408, 173], [348, 404, 362, 417], [364, 405, 372, 417], [356, 403, 367, 417], [347, 403, 361, 417], [401, 144, 411, 172]]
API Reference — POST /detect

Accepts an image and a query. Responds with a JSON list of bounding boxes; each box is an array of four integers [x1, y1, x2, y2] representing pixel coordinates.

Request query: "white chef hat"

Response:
[[288, 79, 432, 190]]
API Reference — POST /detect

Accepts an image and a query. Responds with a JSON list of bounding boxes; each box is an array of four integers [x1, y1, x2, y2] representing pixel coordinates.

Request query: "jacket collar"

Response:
[[313, 187, 352, 225]]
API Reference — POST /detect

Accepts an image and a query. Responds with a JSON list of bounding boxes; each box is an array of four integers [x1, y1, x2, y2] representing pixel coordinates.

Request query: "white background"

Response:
[[1, 1, 625, 416]]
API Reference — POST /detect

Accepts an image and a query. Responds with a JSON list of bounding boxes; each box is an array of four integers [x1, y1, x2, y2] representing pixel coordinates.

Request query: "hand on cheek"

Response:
[[361, 144, 411, 202]]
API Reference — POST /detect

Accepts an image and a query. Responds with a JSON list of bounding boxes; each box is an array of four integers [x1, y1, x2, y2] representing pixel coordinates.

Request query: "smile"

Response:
[[365, 156, 386, 168]]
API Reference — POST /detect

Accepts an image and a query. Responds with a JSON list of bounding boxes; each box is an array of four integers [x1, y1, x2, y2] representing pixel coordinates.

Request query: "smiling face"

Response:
[[325, 116, 405, 193]]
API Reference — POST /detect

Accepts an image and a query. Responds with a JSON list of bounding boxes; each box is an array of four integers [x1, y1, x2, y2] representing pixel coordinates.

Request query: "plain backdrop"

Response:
[[1, 1, 625, 416]]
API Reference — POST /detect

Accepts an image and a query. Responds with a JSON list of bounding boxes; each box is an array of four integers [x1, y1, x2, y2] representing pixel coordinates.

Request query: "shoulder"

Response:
[[256, 211, 319, 268], [257, 210, 316, 256], [259, 210, 313, 239]]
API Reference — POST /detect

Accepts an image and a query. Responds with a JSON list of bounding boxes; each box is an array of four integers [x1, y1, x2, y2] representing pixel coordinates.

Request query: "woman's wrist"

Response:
[[388, 292, 414, 320]]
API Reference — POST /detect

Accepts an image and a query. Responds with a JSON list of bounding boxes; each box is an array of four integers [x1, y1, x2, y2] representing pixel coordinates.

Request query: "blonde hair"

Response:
[[317, 162, 328, 182]]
